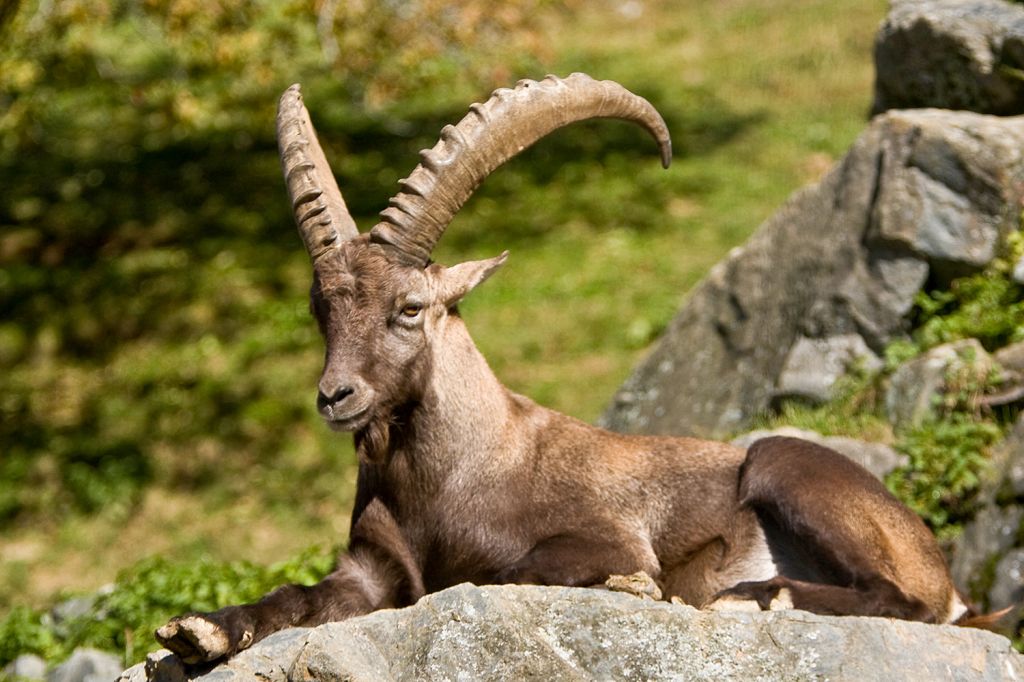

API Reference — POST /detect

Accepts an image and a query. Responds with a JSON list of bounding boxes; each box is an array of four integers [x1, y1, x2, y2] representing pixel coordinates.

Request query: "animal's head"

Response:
[[276, 74, 671, 433]]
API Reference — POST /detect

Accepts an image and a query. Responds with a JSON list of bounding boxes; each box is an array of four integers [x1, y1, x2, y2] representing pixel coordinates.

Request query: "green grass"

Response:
[[0, 0, 889, 661], [0, 546, 336, 668]]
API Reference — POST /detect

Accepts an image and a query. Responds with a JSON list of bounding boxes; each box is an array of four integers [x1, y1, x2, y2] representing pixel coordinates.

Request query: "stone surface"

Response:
[[121, 584, 1024, 681], [951, 503, 1024, 589], [867, 110, 1024, 278], [775, 334, 882, 403], [886, 339, 994, 428], [602, 110, 1024, 438], [996, 340, 1024, 375], [731, 427, 907, 480], [873, 0, 1024, 115], [1001, 414, 1024, 500], [3, 654, 47, 681], [990, 548, 1024, 615], [48, 648, 123, 682], [48, 588, 112, 642]]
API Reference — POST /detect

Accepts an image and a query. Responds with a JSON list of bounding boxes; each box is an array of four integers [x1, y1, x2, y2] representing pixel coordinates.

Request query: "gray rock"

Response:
[[116, 661, 147, 682], [731, 427, 907, 480], [3, 654, 47, 681], [867, 109, 1024, 277], [990, 548, 1024, 614], [775, 334, 882, 403], [886, 339, 993, 429], [124, 584, 1024, 681], [951, 503, 1024, 590], [48, 648, 123, 682], [873, 0, 1024, 115], [1014, 254, 1024, 285], [1002, 414, 1024, 500], [118, 627, 314, 682], [996, 340, 1024, 375], [602, 110, 1024, 438]]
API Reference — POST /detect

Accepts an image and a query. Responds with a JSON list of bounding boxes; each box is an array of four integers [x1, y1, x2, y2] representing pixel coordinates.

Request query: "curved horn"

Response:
[[277, 84, 360, 263], [370, 73, 672, 266]]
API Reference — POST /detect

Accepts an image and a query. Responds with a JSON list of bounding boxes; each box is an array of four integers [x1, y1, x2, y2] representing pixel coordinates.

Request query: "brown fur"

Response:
[[155, 237, 983, 666]]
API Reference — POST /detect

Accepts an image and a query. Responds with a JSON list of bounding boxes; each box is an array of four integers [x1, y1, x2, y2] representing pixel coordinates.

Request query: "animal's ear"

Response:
[[437, 251, 509, 307]]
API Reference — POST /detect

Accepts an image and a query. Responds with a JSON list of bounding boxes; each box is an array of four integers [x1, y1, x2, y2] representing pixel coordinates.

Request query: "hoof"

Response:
[[605, 571, 663, 600], [155, 615, 234, 665]]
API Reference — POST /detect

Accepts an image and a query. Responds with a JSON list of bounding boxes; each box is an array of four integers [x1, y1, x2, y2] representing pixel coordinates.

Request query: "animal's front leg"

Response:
[[156, 603, 257, 665], [156, 499, 423, 665], [156, 552, 398, 664]]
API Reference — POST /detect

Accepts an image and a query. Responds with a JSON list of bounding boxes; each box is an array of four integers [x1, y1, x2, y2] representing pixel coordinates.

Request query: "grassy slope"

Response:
[[0, 0, 887, 610]]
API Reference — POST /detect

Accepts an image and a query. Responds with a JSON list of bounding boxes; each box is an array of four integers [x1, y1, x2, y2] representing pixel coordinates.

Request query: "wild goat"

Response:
[[157, 73, 984, 665]]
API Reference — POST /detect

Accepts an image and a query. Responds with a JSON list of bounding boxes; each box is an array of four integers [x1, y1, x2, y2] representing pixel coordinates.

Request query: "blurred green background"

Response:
[[0, 0, 888, 665]]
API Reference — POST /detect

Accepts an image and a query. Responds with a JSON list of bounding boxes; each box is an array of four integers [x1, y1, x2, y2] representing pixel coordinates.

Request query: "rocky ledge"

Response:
[[119, 583, 1024, 681]]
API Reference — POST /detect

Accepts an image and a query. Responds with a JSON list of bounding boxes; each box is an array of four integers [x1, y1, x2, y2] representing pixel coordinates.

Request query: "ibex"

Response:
[[157, 73, 983, 665]]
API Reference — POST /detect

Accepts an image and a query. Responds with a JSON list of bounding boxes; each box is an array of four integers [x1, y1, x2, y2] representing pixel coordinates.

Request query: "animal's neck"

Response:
[[387, 315, 524, 481]]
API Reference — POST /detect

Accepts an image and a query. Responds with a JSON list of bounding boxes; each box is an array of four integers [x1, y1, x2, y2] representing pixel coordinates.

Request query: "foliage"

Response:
[[0, 0, 560, 523], [892, 230, 1024, 362], [883, 236, 1024, 537], [761, 367, 893, 442], [886, 415, 1002, 539], [0, 545, 335, 667]]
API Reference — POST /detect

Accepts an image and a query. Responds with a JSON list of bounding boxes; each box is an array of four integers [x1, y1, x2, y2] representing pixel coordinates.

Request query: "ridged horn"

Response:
[[277, 84, 359, 263], [369, 73, 672, 266]]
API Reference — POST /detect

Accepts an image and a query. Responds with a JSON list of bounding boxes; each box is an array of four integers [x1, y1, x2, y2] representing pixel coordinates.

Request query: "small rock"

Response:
[[48, 586, 114, 640], [732, 427, 907, 480], [886, 339, 993, 428], [3, 653, 47, 681], [775, 334, 882, 403], [604, 571, 663, 600], [995, 340, 1024, 375], [116, 660, 148, 682], [48, 648, 122, 682], [138, 650, 188, 682]]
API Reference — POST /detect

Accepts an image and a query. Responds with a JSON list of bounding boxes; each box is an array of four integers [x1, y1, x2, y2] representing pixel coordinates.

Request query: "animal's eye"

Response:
[[401, 304, 423, 318]]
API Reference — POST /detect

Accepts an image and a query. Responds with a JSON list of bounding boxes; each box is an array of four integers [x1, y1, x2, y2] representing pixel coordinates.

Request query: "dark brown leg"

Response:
[[155, 500, 422, 665], [734, 437, 950, 622], [711, 575, 936, 622]]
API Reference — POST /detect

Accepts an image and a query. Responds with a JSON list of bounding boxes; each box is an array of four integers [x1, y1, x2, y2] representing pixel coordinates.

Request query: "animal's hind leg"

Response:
[[733, 436, 954, 622], [709, 575, 936, 621]]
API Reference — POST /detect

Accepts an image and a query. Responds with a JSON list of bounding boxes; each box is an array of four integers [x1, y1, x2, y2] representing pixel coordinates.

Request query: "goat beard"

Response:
[[355, 415, 392, 464]]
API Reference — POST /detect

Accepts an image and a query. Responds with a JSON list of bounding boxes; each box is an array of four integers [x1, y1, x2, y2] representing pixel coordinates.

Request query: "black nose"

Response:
[[317, 385, 354, 410]]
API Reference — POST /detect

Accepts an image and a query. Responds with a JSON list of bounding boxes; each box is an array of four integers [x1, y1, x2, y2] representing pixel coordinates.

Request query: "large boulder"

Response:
[[119, 583, 1024, 681], [873, 0, 1024, 115], [601, 109, 1024, 438]]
